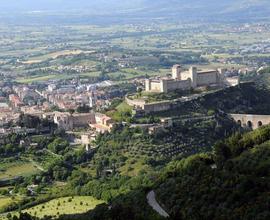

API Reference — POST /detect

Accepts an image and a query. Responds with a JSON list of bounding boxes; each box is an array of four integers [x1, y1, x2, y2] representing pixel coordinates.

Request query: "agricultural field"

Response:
[[0, 197, 14, 211], [16, 74, 63, 84], [0, 159, 40, 180], [16, 71, 100, 84], [1, 22, 268, 85], [0, 196, 104, 220], [21, 196, 104, 219], [23, 50, 96, 63], [0, 196, 23, 215]]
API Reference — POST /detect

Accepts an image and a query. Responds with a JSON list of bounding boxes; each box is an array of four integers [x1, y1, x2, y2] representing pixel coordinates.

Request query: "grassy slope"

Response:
[[23, 196, 103, 218], [107, 101, 133, 122], [0, 196, 23, 215], [0, 160, 39, 180], [16, 72, 100, 83], [7, 196, 104, 219]]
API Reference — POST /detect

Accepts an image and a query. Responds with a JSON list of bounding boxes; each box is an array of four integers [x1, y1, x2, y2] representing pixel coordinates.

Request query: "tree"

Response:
[[48, 138, 69, 154], [77, 105, 91, 113], [137, 88, 143, 97], [214, 141, 231, 167], [18, 114, 41, 129], [68, 109, 75, 115]]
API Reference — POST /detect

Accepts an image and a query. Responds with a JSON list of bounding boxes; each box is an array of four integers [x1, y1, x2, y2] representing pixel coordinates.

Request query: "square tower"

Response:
[[172, 64, 181, 79], [218, 68, 226, 86], [145, 79, 152, 91], [189, 66, 197, 88]]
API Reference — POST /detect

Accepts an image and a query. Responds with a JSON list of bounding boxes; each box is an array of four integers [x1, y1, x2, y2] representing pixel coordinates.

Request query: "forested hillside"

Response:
[[51, 124, 270, 220], [13, 123, 270, 220], [155, 127, 270, 219]]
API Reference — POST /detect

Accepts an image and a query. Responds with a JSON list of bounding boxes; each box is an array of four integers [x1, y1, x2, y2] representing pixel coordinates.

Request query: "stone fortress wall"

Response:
[[197, 71, 220, 86], [145, 65, 238, 93], [125, 96, 172, 113], [125, 97, 146, 109], [127, 64, 240, 114]]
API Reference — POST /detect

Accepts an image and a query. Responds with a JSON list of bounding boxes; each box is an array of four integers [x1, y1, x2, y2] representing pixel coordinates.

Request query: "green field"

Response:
[[108, 68, 169, 80], [24, 50, 95, 63], [0, 197, 13, 211], [0, 22, 268, 84], [0, 196, 23, 216], [119, 157, 151, 176], [0, 160, 40, 180], [0, 196, 14, 211], [16, 67, 166, 84], [116, 101, 133, 112], [16, 75, 61, 83], [22, 196, 104, 218], [107, 101, 133, 121], [16, 71, 100, 84]]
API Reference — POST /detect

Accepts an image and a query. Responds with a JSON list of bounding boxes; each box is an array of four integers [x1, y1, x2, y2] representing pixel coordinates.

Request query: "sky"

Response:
[[0, 0, 268, 24], [0, 0, 142, 12]]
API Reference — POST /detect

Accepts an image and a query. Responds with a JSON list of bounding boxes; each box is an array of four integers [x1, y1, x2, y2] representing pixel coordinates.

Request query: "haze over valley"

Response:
[[0, 1, 270, 220], [1, 0, 270, 24]]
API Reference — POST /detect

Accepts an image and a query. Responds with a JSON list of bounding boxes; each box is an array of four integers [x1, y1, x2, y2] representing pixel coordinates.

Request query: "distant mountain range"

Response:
[[1, 0, 270, 24]]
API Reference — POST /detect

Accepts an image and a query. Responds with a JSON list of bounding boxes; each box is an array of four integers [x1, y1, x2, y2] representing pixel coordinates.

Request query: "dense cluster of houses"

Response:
[[0, 80, 117, 151]]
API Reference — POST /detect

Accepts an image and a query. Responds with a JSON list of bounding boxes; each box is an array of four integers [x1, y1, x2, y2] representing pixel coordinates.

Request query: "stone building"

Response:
[[52, 111, 114, 132], [90, 113, 114, 133], [81, 133, 97, 151], [145, 65, 239, 93], [53, 112, 96, 130]]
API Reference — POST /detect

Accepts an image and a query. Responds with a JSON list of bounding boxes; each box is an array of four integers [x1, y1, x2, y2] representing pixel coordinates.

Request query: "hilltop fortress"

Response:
[[145, 65, 239, 93]]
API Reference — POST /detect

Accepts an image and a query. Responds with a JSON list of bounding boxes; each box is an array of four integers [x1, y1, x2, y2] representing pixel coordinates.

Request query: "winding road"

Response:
[[147, 190, 169, 218]]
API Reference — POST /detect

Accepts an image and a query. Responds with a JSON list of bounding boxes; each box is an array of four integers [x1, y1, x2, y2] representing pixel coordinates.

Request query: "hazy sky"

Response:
[[0, 0, 268, 25], [0, 0, 266, 12], [0, 0, 144, 11]]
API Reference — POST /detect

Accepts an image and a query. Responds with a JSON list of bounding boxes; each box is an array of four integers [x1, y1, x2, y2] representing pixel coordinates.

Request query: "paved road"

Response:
[[147, 190, 169, 218]]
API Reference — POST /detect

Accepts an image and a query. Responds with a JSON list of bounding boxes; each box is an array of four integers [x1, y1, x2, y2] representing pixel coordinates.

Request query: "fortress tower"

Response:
[[172, 64, 181, 79], [189, 66, 197, 88], [217, 68, 226, 86], [89, 91, 97, 108], [160, 79, 168, 93], [144, 64, 237, 93], [145, 79, 151, 92]]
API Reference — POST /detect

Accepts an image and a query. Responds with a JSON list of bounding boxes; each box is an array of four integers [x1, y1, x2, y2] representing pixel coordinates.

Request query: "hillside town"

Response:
[[0, 64, 243, 150], [0, 78, 120, 150], [1, 1, 270, 219]]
